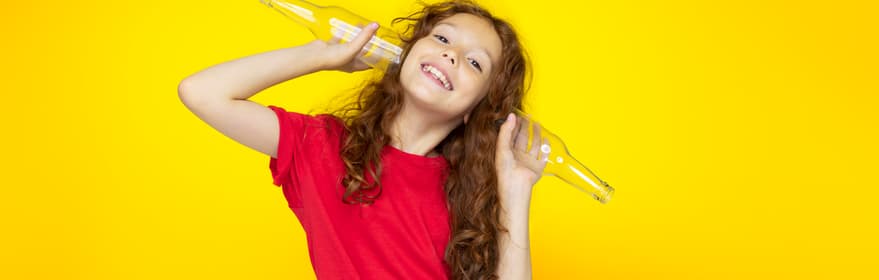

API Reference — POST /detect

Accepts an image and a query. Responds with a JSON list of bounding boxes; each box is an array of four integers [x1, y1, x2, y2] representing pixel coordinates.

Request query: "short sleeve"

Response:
[[267, 105, 308, 209]]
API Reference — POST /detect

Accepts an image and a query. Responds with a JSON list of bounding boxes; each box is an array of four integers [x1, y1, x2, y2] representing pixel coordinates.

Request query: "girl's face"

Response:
[[399, 13, 503, 124]]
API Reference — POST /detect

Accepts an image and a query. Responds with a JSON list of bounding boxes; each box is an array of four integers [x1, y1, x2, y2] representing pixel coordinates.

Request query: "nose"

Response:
[[441, 51, 456, 65]]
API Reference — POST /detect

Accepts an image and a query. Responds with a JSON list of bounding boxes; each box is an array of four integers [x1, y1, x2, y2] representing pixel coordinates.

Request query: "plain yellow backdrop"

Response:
[[2, 0, 877, 279]]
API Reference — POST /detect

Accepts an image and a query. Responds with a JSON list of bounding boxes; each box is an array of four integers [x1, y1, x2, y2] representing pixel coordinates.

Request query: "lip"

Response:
[[420, 62, 454, 91]]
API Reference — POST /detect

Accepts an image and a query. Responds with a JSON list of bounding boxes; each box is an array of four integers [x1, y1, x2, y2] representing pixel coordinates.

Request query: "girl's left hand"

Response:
[[495, 113, 549, 205]]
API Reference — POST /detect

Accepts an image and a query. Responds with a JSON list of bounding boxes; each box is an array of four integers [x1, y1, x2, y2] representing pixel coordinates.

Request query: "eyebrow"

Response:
[[434, 23, 495, 62]]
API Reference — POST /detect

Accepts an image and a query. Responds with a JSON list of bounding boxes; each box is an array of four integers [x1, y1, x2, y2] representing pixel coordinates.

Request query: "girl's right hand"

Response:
[[314, 22, 381, 73]]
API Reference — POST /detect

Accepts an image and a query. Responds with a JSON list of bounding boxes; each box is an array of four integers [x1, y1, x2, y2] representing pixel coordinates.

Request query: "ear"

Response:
[[463, 112, 470, 124]]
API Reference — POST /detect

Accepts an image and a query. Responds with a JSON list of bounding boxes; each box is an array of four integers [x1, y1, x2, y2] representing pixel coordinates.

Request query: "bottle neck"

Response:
[[560, 156, 614, 204], [261, 0, 322, 24]]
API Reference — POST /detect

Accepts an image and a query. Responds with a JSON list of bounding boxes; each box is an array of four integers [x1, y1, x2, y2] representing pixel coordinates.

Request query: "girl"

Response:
[[178, 1, 546, 279]]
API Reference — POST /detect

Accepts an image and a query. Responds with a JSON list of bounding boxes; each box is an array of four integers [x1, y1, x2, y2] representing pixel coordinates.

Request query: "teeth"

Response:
[[421, 64, 451, 90]]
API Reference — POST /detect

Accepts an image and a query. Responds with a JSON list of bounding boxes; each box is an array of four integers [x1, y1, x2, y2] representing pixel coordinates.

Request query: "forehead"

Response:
[[433, 13, 503, 64]]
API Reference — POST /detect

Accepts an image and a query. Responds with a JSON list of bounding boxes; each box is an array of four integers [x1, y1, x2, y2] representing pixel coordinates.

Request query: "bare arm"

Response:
[[177, 41, 332, 158], [179, 41, 331, 103], [496, 197, 533, 279], [177, 23, 380, 158], [495, 113, 546, 279]]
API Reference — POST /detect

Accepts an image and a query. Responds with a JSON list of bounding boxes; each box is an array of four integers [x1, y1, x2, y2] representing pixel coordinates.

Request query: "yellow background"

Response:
[[2, 0, 877, 279]]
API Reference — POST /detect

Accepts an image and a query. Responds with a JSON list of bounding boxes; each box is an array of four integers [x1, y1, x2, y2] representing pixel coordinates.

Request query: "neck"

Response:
[[389, 103, 462, 157]]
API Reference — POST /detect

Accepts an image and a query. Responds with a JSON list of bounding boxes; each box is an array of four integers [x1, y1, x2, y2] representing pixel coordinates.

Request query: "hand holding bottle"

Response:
[[495, 112, 549, 208], [261, 0, 403, 72], [495, 109, 615, 204], [312, 22, 380, 73]]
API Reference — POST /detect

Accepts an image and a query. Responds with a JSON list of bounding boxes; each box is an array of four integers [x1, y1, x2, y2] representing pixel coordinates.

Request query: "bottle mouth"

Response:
[[598, 185, 615, 204]]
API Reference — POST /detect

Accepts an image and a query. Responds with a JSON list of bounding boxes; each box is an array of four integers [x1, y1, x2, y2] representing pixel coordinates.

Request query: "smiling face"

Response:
[[399, 13, 503, 124]]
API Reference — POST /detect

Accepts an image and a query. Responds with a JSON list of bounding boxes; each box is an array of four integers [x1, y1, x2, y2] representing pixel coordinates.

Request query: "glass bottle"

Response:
[[259, 0, 403, 71], [501, 109, 615, 204]]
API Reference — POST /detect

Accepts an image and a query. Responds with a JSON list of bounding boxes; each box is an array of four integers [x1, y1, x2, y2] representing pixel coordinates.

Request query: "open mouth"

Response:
[[420, 63, 453, 91]]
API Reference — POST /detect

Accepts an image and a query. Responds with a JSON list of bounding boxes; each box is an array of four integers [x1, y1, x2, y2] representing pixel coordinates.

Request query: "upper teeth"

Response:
[[422, 64, 451, 90]]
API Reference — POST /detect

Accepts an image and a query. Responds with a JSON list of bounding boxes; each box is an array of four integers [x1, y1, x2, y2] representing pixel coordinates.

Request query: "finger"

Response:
[[496, 113, 516, 151], [328, 35, 341, 45], [513, 149, 545, 174], [528, 121, 542, 158], [536, 137, 550, 171], [539, 137, 550, 163], [517, 138, 550, 174], [513, 115, 529, 152], [347, 22, 379, 53]]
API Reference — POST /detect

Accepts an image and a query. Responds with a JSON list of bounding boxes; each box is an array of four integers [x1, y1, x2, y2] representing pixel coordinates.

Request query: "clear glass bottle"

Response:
[[259, 0, 403, 71], [502, 109, 615, 204]]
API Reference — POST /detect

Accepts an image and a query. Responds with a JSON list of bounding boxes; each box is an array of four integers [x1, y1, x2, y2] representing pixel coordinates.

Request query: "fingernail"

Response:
[[494, 113, 515, 130], [368, 22, 378, 29]]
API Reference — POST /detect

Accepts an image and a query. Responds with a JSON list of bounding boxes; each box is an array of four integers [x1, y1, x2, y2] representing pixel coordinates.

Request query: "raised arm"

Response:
[[495, 113, 549, 279], [177, 23, 380, 158]]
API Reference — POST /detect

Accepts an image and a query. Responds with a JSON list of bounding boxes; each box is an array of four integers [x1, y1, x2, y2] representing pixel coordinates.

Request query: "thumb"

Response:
[[496, 113, 516, 151], [347, 22, 379, 54]]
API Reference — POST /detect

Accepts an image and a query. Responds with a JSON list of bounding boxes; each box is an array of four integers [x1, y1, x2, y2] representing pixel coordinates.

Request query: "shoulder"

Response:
[[267, 105, 346, 132], [312, 113, 348, 138]]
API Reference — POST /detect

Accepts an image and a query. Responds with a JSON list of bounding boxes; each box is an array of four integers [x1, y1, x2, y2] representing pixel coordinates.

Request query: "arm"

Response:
[[179, 40, 331, 104], [177, 42, 327, 158], [177, 23, 380, 158], [496, 194, 533, 279], [494, 112, 548, 279]]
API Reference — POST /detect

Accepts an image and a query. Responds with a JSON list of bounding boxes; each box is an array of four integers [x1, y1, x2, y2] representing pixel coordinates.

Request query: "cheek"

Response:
[[406, 39, 434, 58], [399, 44, 428, 77], [400, 55, 421, 82], [452, 76, 488, 106], [462, 74, 490, 94]]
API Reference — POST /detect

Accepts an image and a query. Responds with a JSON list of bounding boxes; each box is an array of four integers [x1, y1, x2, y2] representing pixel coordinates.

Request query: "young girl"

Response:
[[178, 1, 546, 279]]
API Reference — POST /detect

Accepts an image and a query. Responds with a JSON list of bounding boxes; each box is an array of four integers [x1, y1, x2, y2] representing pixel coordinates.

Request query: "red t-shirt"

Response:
[[267, 105, 452, 279]]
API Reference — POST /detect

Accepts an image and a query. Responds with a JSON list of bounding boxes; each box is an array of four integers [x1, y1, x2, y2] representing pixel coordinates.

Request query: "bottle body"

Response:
[[260, 0, 403, 71], [510, 109, 615, 204]]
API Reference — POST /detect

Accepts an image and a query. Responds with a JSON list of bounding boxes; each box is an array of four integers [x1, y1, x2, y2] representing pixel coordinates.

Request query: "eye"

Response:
[[469, 59, 482, 72], [433, 34, 449, 44]]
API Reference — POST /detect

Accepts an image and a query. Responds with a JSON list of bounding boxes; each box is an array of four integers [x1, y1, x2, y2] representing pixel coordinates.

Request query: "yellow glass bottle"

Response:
[[259, 0, 403, 71]]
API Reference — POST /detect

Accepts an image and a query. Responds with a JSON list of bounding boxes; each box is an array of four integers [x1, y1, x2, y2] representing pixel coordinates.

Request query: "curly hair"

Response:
[[325, 1, 530, 279]]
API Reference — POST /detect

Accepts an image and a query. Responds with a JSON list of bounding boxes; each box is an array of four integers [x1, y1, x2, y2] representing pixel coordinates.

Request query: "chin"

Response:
[[400, 64, 455, 113], [405, 85, 437, 106]]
